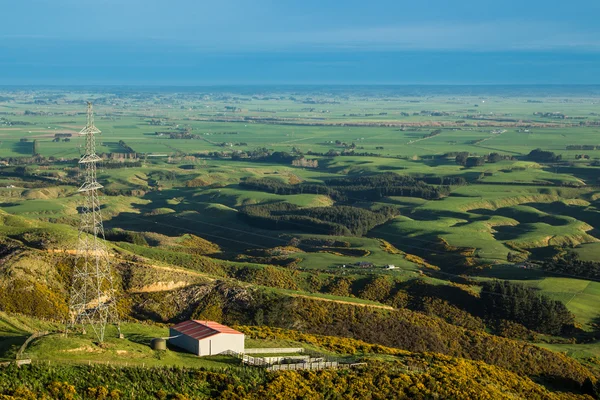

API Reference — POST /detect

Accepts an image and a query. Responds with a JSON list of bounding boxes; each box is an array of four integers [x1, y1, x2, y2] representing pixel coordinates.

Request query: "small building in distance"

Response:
[[356, 261, 374, 268], [169, 320, 245, 356], [385, 264, 396, 270]]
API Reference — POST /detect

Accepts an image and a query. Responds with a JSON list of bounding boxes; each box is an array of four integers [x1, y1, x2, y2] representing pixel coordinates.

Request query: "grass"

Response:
[[2, 88, 600, 356], [537, 342, 600, 362], [25, 323, 237, 369], [14, 319, 339, 368], [472, 272, 600, 328], [260, 286, 392, 307], [371, 184, 598, 264], [0, 312, 61, 361]]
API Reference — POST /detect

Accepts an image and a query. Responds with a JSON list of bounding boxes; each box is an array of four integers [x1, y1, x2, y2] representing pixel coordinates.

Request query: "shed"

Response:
[[356, 261, 374, 268], [169, 320, 245, 356]]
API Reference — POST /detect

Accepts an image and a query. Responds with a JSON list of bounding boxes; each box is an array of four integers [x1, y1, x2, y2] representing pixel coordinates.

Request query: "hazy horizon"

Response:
[[2, 0, 599, 85], [1, 50, 599, 85]]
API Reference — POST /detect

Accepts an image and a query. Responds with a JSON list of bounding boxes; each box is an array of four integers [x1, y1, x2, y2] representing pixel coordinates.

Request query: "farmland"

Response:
[[0, 86, 599, 398]]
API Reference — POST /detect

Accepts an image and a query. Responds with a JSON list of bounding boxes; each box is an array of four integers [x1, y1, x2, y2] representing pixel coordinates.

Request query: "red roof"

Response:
[[170, 320, 243, 340]]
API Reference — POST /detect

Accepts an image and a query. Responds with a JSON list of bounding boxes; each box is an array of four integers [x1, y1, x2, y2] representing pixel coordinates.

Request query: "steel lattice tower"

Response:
[[68, 102, 120, 342]]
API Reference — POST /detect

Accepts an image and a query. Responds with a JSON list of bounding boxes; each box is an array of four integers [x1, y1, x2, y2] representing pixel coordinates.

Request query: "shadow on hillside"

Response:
[[370, 226, 475, 271], [104, 184, 292, 251], [591, 317, 600, 339], [0, 334, 28, 359], [125, 333, 155, 346], [10, 142, 33, 155], [376, 166, 407, 171], [474, 265, 546, 281], [407, 208, 480, 222], [527, 202, 600, 230], [471, 206, 570, 226], [542, 166, 600, 185], [490, 224, 538, 241], [0, 202, 21, 207]]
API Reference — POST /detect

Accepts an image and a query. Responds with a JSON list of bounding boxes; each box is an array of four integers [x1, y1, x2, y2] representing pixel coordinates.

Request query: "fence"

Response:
[[221, 350, 270, 367], [244, 348, 304, 354], [262, 356, 309, 364], [17, 331, 49, 360], [221, 350, 352, 371], [267, 361, 339, 371], [0, 359, 31, 367]]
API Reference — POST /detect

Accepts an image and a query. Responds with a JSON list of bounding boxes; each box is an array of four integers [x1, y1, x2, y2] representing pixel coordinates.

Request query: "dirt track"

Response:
[[288, 294, 394, 310]]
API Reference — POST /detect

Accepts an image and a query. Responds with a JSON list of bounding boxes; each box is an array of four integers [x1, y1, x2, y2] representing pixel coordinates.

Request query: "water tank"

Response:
[[150, 338, 167, 351]]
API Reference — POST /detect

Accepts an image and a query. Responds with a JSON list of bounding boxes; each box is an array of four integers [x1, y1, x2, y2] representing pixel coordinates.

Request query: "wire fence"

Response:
[[221, 349, 357, 371]]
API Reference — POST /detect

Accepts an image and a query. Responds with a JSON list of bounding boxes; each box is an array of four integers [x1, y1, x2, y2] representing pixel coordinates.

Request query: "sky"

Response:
[[1, 0, 599, 85]]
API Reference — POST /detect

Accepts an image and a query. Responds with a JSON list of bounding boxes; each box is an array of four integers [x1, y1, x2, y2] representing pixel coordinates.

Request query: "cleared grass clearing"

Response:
[[372, 184, 598, 263], [24, 324, 242, 369], [0, 312, 61, 361], [470, 271, 600, 328], [516, 277, 599, 327], [574, 242, 600, 261], [538, 342, 600, 362], [291, 235, 422, 272]]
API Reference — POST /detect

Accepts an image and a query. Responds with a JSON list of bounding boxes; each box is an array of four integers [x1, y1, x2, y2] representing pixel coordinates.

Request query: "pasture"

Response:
[[1, 86, 600, 332]]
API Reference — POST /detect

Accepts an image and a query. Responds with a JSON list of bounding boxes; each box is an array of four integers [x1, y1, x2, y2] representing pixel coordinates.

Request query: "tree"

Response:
[[254, 309, 264, 326], [527, 148, 561, 162], [455, 153, 469, 166], [487, 153, 502, 163], [359, 276, 393, 302], [480, 280, 574, 335], [465, 157, 485, 168]]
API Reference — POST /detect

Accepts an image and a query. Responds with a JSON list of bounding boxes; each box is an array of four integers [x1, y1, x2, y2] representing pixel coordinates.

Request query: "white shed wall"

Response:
[[198, 333, 245, 356], [169, 328, 200, 356]]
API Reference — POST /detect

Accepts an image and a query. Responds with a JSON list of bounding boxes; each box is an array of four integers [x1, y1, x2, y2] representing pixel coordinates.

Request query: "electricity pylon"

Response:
[[67, 102, 120, 343]]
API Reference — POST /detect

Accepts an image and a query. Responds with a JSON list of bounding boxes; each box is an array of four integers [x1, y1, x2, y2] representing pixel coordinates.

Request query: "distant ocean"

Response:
[[1, 84, 600, 98], [0, 42, 598, 87]]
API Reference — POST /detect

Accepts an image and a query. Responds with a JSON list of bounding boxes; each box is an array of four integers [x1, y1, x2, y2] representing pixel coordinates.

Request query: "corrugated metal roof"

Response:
[[170, 320, 243, 341]]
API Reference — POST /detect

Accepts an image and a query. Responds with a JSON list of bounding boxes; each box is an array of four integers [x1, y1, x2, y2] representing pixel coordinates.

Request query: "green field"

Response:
[[1, 87, 600, 380]]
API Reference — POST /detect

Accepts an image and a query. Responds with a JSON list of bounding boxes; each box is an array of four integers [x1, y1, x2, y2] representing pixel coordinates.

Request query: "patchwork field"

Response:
[[0, 87, 599, 390]]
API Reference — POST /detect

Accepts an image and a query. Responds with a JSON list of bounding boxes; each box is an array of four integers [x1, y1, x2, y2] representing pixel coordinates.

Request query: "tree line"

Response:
[[240, 173, 453, 202], [542, 251, 600, 281], [527, 148, 562, 162], [239, 203, 399, 236], [480, 280, 574, 335]]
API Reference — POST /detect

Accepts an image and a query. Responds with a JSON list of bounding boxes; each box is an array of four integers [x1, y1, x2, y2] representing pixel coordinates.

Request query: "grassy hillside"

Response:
[[0, 321, 598, 399], [2, 88, 600, 398]]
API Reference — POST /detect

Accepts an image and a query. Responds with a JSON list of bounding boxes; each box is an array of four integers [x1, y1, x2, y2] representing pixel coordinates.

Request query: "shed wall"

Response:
[[198, 333, 244, 356], [169, 328, 200, 356]]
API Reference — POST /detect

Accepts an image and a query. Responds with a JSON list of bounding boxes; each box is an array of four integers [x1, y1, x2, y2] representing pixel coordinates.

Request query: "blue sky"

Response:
[[1, 0, 599, 84]]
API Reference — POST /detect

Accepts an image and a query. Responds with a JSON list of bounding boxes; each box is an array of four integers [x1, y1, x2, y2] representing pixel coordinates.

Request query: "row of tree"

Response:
[[566, 145, 600, 150], [527, 148, 562, 162], [480, 280, 574, 335], [454, 152, 510, 167], [117, 140, 135, 154], [240, 173, 453, 202], [239, 203, 399, 236], [542, 251, 600, 280]]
